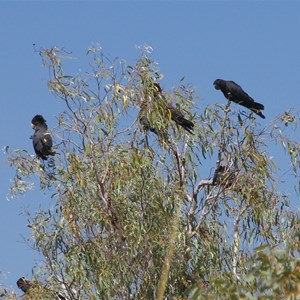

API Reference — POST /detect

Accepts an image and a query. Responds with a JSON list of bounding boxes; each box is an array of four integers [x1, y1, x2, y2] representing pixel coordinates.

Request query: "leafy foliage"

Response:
[[4, 45, 300, 299]]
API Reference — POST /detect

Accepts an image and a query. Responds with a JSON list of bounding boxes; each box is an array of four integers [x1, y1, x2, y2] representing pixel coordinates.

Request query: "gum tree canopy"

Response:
[[5, 46, 300, 299]]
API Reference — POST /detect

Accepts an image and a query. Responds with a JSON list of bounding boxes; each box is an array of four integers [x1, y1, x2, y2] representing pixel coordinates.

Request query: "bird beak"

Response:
[[31, 123, 35, 129], [214, 84, 219, 90]]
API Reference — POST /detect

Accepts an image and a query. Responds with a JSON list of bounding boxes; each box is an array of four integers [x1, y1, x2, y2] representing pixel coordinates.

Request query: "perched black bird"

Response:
[[31, 115, 55, 160], [212, 165, 228, 186], [139, 78, 194, 135], [139, 90, 159, 135], [213, 79, 265, 119], [17, 277, 66, 299], [212, 164, 238, 189], [17, 277, 32, 293]]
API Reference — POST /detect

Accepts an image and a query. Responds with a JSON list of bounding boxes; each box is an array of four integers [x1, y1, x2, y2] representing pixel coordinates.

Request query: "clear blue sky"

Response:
[[0, 0, 299, 294]]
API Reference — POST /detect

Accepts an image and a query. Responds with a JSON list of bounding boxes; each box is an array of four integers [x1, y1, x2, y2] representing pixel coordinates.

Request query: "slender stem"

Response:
[[232, 206, 246, 281], [156, 203, 180, 300], [217, 100, 231, 164]]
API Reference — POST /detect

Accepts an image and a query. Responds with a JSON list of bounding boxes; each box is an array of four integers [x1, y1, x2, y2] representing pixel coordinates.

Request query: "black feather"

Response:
[[31, 114, 55, 160], [139, 78, 194, 134], [214, 79, 265, 119], [17, 277, 32, 293]]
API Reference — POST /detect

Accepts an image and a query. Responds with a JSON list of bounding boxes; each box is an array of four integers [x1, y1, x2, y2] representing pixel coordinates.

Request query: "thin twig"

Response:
[[215, 100, 231, 171], [232, 205, 247, 282]]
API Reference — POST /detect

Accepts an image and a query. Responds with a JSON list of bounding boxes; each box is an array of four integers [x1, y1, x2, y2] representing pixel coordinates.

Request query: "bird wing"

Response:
[[166, 104, 194, 134], [32, 130, 53, 153], [42, 131, 53, 148], [227, 81, 265, 112], [32, 131, 44, 154], [226, 81, 255, 103]]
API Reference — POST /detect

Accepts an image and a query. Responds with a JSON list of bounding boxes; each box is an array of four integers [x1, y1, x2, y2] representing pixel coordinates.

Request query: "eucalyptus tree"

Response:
[[5, 45, 300, 299]]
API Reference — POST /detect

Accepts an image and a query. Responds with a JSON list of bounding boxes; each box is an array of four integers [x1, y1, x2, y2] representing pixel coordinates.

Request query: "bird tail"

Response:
[[252, 101, 264, 110], [248, 100, 265, 118], [175, 117, 194, 134], [253, 110, 266, 119]]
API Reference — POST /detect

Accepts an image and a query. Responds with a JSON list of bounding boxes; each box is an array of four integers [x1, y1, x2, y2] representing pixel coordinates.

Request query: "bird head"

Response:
[[213, 79, 223, 90], [31, 115, 47, 129]]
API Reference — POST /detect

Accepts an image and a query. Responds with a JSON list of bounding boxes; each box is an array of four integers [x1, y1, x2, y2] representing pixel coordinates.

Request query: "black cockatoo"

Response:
[[31, 115, 55, 160], [17, 277, 32, 293], [17, 277, 66, 299], [139, 77, 194, 134], [213, 79, 265, 119]]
